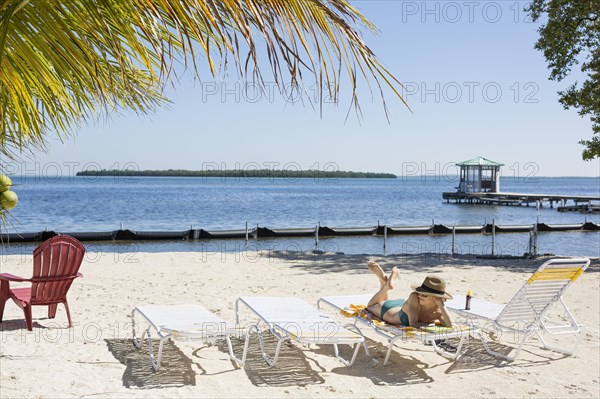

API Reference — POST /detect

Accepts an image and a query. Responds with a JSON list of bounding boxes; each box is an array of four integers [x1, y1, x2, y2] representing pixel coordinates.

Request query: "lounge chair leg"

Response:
[[133, 329, 147, 350], [383, 342, 394, 366], [343, 323, 371, 363], [63, 301, 73, 328], [344, 324, 369, 354], [146, 328, 164, 372], [454, 334, 467, 358], [226, 331, 249, 367], [156, 339, 166, 372], [475, 329, 531, 362], [271, 338, 285, 367], [0, 281, 9, 323], [536, 301, 584, 356], [382, 335, 406, 366], [131, 309, 141, 348], [536, 325, 583, 356], [255, 328, 268, 365], [255, 327, 284, 367], [24, 304, 33, 331], [48, 304, 58, 319], [333, 341, 362, 366]]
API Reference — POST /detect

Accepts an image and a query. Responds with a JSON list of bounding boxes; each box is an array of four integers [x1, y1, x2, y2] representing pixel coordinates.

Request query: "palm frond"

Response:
[[0, 0, 407, 157]]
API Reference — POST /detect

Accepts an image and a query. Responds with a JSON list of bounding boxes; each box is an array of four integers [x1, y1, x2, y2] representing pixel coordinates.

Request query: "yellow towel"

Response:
[[339, 304, 468, 338], [340, 304, 413, 329]]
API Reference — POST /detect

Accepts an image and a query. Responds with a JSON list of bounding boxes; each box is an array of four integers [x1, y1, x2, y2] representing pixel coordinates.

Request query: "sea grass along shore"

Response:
[[75, 169, 397, 179]]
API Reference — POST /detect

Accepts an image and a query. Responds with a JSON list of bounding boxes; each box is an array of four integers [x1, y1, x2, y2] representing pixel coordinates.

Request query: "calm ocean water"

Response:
[[3, 175, 599, 257]]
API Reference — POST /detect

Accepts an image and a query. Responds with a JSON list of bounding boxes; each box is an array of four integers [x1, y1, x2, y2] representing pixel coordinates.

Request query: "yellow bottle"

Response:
[[465, 290, 472, 310]]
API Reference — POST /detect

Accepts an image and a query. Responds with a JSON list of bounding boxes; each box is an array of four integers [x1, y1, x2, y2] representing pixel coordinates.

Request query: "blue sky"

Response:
[[16, 1, 600, 177]]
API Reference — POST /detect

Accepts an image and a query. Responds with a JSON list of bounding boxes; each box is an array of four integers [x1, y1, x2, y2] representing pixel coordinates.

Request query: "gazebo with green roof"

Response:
[[456, 157, 503, 193]]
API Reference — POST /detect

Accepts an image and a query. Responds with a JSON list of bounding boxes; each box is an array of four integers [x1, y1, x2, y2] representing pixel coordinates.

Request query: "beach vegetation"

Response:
[[75, 169, 397, 179]]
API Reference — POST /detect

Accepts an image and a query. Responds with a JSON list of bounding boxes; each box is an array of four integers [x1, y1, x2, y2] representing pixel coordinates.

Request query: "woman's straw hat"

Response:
[[411, 275, 453, 299]]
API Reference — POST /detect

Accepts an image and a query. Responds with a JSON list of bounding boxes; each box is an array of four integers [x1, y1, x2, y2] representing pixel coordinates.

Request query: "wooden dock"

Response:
[[557, 204, 600, 213], [442, 191, 600, 210]]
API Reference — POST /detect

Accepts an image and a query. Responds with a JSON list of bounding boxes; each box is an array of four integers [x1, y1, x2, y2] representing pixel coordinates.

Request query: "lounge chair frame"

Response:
[[131, 304, 249, 372], [235, 296, 368, 367], [446, 257, 590, 361], [317, 295, 470, 365]]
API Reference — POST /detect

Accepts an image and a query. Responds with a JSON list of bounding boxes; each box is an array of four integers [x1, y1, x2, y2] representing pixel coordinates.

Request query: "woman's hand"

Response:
[[432, 297, 446, 313], [436, 297, 453, 327], [437, 297, 449, 305]]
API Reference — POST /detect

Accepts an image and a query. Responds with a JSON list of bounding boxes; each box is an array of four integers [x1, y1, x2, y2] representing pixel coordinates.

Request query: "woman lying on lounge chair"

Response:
[[367, 261, 453, 328]]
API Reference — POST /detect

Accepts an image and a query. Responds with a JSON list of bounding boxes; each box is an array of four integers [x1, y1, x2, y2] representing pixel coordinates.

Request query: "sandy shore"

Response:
[[1, 249, 598, 398]]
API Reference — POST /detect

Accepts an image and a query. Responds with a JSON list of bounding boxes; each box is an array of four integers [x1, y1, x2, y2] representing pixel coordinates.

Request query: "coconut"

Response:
[[0, 190, 18, 210], [0, 174, 11, 192]]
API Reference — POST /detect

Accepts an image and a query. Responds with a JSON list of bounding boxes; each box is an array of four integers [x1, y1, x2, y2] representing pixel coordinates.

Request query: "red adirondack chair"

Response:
[[0, 235, 86, 330]]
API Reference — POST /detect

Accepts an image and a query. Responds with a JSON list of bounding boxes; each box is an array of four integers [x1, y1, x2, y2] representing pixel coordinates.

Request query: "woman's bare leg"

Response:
[[367, 266, 399, 307], [368, 261, 387, 289]]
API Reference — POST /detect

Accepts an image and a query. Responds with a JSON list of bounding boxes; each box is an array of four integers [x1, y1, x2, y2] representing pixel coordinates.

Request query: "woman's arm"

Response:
[[436, 298, 453, 327], [404, 293, 421, 328]]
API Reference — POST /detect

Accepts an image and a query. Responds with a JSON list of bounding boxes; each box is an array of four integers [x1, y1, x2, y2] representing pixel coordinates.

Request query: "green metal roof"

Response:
[[456, 157, 504, 167]]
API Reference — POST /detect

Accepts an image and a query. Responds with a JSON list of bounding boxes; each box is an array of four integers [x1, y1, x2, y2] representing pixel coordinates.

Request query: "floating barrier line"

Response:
[[0, 222, 598, 243]]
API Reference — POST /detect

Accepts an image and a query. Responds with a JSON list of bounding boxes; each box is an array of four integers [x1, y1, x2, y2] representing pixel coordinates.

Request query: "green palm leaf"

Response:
[[0, 0, 406, 156]]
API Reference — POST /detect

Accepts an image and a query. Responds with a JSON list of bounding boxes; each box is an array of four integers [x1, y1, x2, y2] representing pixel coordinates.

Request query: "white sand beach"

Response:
[[1, 250, 598, 398]]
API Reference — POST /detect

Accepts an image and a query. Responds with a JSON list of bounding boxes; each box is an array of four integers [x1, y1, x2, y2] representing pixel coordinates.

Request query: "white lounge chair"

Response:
[[235, 296, 368, 367], [317, 294, 472, 365], [131, 304, 249, 371], [445, 257, 590, 361]]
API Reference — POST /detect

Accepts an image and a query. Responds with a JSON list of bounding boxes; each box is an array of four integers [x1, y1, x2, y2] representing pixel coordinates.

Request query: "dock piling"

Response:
[[383, 225, 387, 255], [452, 226, 456, 256], [532, 224, 538, 257], [528, 222, 539, 258], [491, 218, 496, 256]]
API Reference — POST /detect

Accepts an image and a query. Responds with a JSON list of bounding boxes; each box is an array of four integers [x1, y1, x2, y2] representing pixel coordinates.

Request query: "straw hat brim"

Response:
[[411, 284, 453, 299]]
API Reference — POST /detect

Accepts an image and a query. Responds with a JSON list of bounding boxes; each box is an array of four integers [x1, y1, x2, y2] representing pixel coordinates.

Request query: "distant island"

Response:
[[76, 169, 398, 179]]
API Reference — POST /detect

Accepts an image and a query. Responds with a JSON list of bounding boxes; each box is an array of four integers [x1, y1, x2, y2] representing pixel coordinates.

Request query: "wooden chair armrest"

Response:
[[0, 273, 30, 282]]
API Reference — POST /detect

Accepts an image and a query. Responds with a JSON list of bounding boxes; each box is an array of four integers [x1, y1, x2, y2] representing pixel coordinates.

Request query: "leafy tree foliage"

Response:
[[528, 0, 599, 160]]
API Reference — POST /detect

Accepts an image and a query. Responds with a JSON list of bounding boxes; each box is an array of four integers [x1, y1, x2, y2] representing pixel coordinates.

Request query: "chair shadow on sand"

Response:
[[0, 318, 46, 331], [105, 333, 325, 389], [105, 339, 196, 389], [329, 335, 560, 382], [218, 332, 326, 387], [443, 336, 563, 374], [324, 337, 434, 386]]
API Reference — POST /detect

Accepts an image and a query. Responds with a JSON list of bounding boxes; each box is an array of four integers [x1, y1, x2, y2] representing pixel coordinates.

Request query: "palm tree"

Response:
[[0, 0, 406, 157]]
